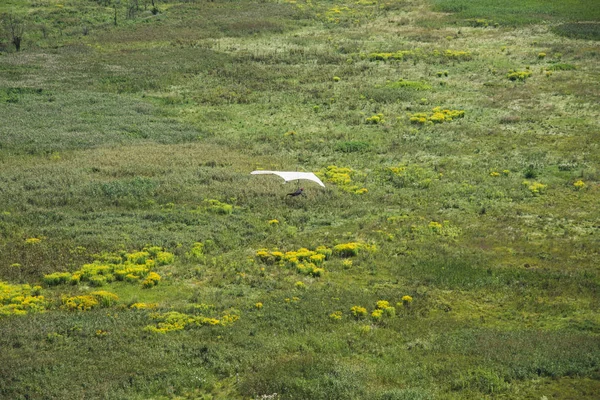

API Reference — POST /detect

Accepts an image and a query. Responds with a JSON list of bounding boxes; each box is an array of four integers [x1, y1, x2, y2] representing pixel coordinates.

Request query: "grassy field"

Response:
[[1, 0, 599, 399]]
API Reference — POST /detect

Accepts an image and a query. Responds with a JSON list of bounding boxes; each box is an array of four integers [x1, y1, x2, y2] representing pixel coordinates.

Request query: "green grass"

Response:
[[0, 0, 599, 398]]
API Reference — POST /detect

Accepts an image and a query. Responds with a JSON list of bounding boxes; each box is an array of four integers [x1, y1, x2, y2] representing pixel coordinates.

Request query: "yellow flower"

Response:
[[255, 302, 263, 309], [25, 238, 41, 244], [329, 311, 343, 321], [371, 309, 383, 321], [350, 305, 367, 319], [573, 180, 586, 190], [268, 219, 279, 225], [376, 300, 390, 309]]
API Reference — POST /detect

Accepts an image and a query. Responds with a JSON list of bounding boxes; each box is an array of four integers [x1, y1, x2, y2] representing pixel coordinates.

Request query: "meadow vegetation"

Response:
[[0, 0, 599, 398]]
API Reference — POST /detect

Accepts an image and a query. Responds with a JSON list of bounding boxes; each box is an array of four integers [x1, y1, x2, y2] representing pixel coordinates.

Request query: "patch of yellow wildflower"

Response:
[[365, 113, 384, 124], [522, 180, 547, 195], [410, 107, 465, 125], [145, 309, 239, 333], [507, 70, 532, 81], [329, 311, 343, 321], [332, 242, 376, 257], [202, 199, 234, 215], [130, 302, 158, 310], [424, 221, 461, 238], [324, 6, 354, 23], [368, 49, 471, 62], [440, 49, 472, 61], [142, 272, 161, 288], [0, 281, 46, 317], [383, 164, 441, 189], [25, 237, 42, 244], [268, 219, 279, 225], [61, 290, 118, 311], [350, 305, 368, 319], [255, 302, 263, 310], [573, 180, 586, 190], [368, 50, 416, 61], [316, 165, 367, 195], [43, 247, 173, 289]]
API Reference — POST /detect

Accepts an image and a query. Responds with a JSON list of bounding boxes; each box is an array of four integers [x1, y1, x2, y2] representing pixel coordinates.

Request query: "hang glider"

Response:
[[250, 171, 326, 187]]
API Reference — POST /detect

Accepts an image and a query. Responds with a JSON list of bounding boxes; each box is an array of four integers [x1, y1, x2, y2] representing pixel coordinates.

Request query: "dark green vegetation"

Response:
[[1, 0, 599, 399]]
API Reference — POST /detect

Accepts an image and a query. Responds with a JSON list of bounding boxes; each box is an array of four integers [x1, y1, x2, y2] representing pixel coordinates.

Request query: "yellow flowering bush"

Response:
[[442, 49, 472, 61], [155, 251, 175, 266], [350, 305, 368, 319], [371, 309, 383, 322], [365, 113, 384, 124], [429, 221, 443, 232], [44, 248, 174, 289], [309, 253, 326, 265], [62, 295, 98, 311], [204, 199, 234, 215], [62, 290, 118, 311], [130, 302, 158, 310], [255, 302, 263, 310], [142, 272, 161, 288], [317, 165, 367, 194], [376, 300, 390, 309], [333, 242, 376, 257], [187, 242, 204, 260], [507, 70, 532, 81], [315, 246, 332, 259], [573, 180, 586, 190], [295, 281, 306, 290], [410, 107, 465, 124], [368, 50, 414, 61], [90, 290, 119, 307], [296, 263, 324, 277], [43, 272, 72, 286], [401, 295, 413, 306], [522, 180, 547, 195], [145, 309, 239, 333], [329, 311, 343, 321], [1, 281, 46, 316], [383, 164, 440, 189]]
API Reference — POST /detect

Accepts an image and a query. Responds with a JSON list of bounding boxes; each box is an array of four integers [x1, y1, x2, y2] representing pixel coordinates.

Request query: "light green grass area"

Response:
[[1, 0, 599, 399]]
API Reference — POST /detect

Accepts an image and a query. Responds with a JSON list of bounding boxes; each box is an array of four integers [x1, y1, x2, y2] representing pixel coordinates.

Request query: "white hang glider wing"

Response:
[[251, 171, 326, 187]]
